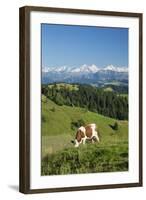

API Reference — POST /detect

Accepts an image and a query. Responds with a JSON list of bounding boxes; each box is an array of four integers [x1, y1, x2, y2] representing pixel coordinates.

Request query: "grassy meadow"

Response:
[[41, 94, 128, 175]]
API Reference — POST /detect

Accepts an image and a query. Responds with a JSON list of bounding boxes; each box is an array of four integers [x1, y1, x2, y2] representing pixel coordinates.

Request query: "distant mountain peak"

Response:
[[43, 64, 128, 74], [42, 64, 128, 84], [104, 65, 116, 71], [71, 64, 99, 73], [103, 65, 128, 72]]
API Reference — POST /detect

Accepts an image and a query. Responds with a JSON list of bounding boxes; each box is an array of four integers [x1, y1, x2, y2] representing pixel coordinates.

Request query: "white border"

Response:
[[30, 11, 139, 189]]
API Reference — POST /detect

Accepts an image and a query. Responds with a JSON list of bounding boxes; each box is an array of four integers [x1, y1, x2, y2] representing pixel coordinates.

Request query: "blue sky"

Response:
[[41, 24, 128, 68]]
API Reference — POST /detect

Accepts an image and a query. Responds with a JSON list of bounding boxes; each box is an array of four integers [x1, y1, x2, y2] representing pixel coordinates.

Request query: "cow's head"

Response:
[[74, 127, 85, 147]]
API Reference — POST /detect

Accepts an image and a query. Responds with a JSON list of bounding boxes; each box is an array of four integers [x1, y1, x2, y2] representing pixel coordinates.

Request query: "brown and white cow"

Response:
[[74, 123, 99, 147]]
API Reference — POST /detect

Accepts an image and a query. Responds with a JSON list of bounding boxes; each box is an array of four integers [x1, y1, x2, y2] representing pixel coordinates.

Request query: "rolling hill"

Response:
[[42, 95, 128, 155], [41, 96, 128, 175]]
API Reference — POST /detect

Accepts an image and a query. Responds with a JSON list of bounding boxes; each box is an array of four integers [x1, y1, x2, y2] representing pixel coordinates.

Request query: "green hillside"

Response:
[[41, 92, 129, 175], [42, 83, 128, 120], [42, 95, 128, 135]]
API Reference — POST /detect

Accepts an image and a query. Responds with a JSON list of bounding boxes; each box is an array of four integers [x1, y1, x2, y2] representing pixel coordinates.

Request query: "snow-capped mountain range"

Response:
[[42, 64, 128, 84], [42, 64, 128, 74]]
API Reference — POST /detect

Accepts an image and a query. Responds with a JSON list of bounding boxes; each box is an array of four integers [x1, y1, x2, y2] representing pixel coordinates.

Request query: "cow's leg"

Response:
[[82, 137, 86, 145], [91, 139, 95, 143], [93, 131, 100, 142], [74, 139, 79, 147]]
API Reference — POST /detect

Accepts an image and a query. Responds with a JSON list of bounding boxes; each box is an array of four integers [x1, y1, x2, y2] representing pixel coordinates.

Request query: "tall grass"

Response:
[[41, 143, 128, 175]]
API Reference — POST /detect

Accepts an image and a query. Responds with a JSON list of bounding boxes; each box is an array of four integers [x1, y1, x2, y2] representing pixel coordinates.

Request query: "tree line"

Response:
[[42, 84, 128, 120], [103, 84, 128, 93]]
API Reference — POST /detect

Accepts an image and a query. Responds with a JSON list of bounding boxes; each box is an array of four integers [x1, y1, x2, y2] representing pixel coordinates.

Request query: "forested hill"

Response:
[[42, 83, 128, 120]]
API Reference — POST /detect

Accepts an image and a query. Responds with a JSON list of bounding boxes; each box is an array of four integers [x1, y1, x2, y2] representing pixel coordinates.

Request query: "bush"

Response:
[[71, 119, 86, 130], [114, 122, 119, 130], [41, 115, 46, 123], [50, 107, 56, 112]]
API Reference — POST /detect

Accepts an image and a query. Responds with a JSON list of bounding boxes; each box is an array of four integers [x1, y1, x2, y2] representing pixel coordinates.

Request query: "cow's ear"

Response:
[[80, 130, 85, 138], [75, 130, 79, 138], [76, 131, 81, 142]]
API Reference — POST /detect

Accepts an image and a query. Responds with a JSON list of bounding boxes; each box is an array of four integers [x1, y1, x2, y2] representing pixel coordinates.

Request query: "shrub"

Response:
[[41, 115, 46, 123], [50, 107, 56, 112], [114, 122, 119, 130], [71, 119, 86, 130]]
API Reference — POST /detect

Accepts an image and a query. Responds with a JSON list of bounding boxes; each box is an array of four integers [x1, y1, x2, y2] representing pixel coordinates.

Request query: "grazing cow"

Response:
[[74, 123, 99, 147]]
